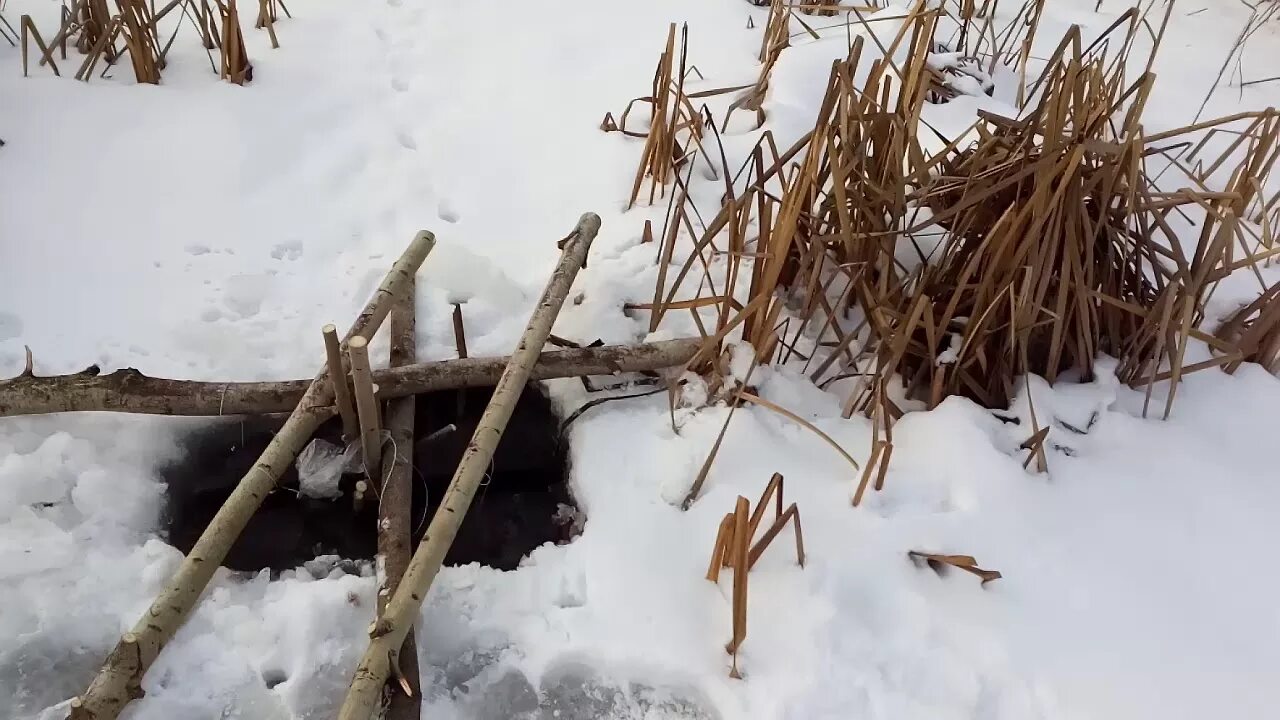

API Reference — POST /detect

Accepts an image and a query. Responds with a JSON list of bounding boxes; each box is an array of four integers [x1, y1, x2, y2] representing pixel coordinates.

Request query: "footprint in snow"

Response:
[[184, 244, 212, 256], [391, 76, 409, 93], [397, 131, 417, 151], [437, 198, 460, 223], [0, 312, 23, 341], [271, 241, 304, 261]]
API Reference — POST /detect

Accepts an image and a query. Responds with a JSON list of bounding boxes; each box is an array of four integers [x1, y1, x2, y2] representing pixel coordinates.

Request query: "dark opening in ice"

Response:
[[160, 384, 576, 573]]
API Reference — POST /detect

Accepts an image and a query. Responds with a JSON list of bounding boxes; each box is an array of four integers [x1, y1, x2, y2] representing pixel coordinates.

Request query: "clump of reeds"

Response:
[[19, 0, 278, 83], [725, 0, 790, 129], [75, 0, 114, 55], [604, 23, 746, 209], [640, 0, 1280, 508], [620, 23, 699, 208]]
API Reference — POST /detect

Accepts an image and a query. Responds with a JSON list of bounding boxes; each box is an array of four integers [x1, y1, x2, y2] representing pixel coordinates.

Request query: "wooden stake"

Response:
[[323, 324, 359, 442], [379, 274, 421, 720], [336, 213, 600, 720], [69, 231, 436, 720], [451, 303, 468, 359], [347, 336, 381, 481]]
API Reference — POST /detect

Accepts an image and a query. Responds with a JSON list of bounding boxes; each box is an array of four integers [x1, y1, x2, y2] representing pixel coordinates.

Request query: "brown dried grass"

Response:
[[634, 0, 1280, 508]]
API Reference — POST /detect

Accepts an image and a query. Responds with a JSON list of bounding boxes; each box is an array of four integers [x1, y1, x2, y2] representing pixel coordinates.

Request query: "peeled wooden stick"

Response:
[[348, 336, 382, 480], [68, 231, 436, 720], [337, 212, 600, 720], [322, 324, 359, 441]]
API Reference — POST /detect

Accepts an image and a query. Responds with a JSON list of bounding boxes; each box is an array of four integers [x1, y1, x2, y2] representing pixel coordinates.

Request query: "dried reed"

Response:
[[706, 473, 805, 678], [216, 0, 251, 84], [635, 0, 1280, 508]]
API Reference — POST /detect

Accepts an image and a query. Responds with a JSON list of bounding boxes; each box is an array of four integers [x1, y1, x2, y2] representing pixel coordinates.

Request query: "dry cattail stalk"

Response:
[[20, 14, 61, 77], [255, 0, 287, 48], [1215, 281, 1280, 375], [0, 10, 17, 47], [76, 0, 114, 56], [609, 24, 745, 209], [115, 0, 162, 83], [74, 14, 121, 81], [705, 473, 805, 678], [725, 0, 790, 130], [215, 0, 251, 84]]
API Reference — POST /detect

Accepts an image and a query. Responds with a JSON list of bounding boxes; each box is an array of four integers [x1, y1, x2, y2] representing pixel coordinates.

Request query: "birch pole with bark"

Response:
[[0, 341, 700, 417], [337, 212, 600, 720], [377, 274, 421, 720], [67, 231, 437, 720]]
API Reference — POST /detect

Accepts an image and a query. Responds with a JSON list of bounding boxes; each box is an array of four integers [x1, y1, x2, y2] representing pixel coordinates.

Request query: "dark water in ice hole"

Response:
[[159, 384, 577, 573]]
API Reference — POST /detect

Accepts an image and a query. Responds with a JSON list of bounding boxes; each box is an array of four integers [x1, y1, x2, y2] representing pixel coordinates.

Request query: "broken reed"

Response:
[[604, 23, 752, 210], [216, 0, 250, 84], [620, 23, 696, 209], [255, 0, 291, 49], [725, 0, 789, 130], [117, 0, 162, 83], [706, 473, 804, 678]]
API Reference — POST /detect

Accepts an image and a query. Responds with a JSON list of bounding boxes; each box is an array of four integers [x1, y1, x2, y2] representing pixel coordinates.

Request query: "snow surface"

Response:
[[3, 1, 1280, 719]]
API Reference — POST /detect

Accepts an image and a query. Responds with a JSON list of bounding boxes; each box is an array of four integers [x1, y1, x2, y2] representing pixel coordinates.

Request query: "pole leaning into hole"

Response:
[[68, 231, 436, 720], [337, 213, 600, 720]]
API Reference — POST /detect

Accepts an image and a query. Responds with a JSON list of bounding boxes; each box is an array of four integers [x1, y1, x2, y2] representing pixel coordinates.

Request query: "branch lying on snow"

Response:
[[0, 339, 701, 418]]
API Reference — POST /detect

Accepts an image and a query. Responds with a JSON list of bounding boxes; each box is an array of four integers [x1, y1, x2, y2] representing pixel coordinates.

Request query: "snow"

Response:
[[3, 1, 1280, 719]]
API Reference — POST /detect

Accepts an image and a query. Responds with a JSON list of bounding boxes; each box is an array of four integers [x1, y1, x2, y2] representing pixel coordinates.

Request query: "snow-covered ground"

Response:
[[3, 1, 1280, 719]]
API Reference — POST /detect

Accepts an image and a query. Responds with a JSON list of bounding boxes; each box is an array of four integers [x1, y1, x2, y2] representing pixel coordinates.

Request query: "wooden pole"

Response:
[[337, 212, 600, 720], [68, 231, 436, 720], [322, 323, 359, 441], [451, 303, 468, 359], [379, 275, 420, 720], [347, 336, 381, 480], [0, 339, 702, 418]]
